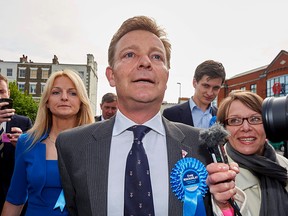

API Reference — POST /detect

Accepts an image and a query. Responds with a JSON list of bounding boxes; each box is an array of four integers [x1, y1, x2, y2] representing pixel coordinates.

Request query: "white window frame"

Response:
[[29, 82, 37, 94], [18, 67, 26, 78], [30, 67, 38, 79], [41, 68, 49, 79], [41, 82, 46, 94], [6, 68, 13, 77], [17, 82, 25, 92]]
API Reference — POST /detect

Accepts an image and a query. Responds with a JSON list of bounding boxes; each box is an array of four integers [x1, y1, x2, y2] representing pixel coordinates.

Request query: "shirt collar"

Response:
[[113, 110, 165, 136], [189, 97, 212, 114]]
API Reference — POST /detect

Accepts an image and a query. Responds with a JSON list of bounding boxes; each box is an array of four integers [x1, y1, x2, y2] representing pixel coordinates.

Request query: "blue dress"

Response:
[[5, 133, 69, 216]]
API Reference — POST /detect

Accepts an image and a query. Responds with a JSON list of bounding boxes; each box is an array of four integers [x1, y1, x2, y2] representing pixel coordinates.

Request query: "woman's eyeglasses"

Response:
[[225, 116, 263, 126]]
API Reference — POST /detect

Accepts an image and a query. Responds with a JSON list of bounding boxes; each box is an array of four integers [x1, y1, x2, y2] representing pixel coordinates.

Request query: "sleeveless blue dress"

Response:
[[5, 133, 69, 216]]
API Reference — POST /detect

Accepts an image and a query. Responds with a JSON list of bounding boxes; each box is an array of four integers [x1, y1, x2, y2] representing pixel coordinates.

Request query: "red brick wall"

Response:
[[217, 50, 288, 105]]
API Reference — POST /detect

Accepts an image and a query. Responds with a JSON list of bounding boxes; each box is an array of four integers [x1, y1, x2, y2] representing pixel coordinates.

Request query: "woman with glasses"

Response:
[[209, 90, 288, 216]]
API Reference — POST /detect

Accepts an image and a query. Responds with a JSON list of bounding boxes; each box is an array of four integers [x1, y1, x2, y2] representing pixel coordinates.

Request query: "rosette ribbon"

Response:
[[53, 189, 66, 212], [170, 157, 208, 216], [209, 116, 217, 127]]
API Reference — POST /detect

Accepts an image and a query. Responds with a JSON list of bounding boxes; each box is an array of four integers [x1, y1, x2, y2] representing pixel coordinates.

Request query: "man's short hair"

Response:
[[193, 60, 226, 84], [0, 74, 9, 84], [101, 93, 117, 104], [108, 15, 171, 69]]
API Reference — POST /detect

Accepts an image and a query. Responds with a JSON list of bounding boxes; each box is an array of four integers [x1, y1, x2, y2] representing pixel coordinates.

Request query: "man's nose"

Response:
[[206, 88, 214, 96], [137, 55, 152, 70]]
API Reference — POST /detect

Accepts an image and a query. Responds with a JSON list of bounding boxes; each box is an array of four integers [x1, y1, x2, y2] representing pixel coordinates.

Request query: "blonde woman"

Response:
[[1, 69, 94, 216]]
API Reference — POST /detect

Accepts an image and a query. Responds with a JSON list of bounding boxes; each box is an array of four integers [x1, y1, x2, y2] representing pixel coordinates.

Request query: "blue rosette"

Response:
[[170, 157, 208, 216]]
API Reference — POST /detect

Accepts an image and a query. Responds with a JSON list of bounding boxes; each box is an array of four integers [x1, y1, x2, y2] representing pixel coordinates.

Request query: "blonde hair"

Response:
[[28, 69, 94, 146]]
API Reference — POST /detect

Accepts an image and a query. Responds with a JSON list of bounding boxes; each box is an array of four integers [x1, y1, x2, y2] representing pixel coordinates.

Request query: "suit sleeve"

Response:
[[22, 117, 32, 132], [56, 135, 78, 216], [25, 118, 32, 131]]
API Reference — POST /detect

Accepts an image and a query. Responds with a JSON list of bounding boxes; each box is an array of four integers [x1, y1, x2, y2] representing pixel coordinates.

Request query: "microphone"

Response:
[[199, 123, 242, 216]]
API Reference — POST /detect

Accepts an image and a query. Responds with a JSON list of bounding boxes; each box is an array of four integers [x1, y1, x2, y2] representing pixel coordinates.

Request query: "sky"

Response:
[[1, 0, 288, 114]]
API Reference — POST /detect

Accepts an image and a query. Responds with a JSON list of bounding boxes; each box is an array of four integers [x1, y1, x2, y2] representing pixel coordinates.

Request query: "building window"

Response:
[[267, 75, 288, 97], [19, 68, 26, 78], [30, 68, 37, 79], [42, 69, 49, 79], [6, 68, 13, 77], [18, 82, 25, 92], [240, 86, 246, 91], [29, 83, 37, 94], [41, 83, 46, 94], [250, 84, 257, 93]]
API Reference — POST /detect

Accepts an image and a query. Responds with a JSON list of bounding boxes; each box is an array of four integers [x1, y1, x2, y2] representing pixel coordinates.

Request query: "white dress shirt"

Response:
[[108, 110, 169, 216]]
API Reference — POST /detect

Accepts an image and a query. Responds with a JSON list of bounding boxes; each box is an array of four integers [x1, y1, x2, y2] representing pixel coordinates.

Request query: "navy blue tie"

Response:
[[124, 125, 155, 216]]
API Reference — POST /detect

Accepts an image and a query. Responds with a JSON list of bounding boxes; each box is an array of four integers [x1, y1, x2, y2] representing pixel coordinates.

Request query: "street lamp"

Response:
[[177, 82, 181, 101]]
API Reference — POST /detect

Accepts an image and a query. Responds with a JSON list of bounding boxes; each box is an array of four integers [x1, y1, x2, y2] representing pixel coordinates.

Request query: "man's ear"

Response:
[[193, 78, 197, 88], [106, 66, 116, 87]]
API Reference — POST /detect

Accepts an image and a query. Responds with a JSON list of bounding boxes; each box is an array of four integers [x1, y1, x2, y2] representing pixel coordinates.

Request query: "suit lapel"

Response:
[[180, 101, 194, 126], [85, 117, 198, 215], [86, 119, 115, 215], [162, 117, 188, 215], [164, 118, 213, 216]]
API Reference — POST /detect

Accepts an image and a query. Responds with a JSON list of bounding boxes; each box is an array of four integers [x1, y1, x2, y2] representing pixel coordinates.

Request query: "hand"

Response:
[[206, 162, 239, 209], [7, 127, 23, 147], [0, 102, 15, 123]]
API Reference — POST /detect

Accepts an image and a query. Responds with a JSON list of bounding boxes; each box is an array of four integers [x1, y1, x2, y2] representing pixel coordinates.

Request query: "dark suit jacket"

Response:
[[0, 114, 32, 213], [56, 116, 213, 216], [94, 115, 101, 122], [163, 101, 217, 126]]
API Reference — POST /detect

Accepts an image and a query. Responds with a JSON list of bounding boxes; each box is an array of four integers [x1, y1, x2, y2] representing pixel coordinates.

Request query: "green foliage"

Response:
[[9, 82, 39, 122]]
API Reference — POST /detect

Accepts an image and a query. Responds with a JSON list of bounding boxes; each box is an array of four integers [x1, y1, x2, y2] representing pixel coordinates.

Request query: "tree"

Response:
[[9, 82, 39, 122]]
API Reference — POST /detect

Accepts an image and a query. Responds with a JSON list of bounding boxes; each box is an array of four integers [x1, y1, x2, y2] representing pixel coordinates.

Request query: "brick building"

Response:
[[218, 50, 288, 103], [0, 54, 98, 114]]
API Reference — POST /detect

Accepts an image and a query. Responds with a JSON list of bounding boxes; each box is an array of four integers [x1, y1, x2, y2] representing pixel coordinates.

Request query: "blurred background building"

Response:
[[0, 54, 98, 115]]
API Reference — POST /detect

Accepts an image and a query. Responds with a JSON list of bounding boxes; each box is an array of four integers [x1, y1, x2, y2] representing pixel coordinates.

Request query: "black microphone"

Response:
[[199, 123, 242, 216]]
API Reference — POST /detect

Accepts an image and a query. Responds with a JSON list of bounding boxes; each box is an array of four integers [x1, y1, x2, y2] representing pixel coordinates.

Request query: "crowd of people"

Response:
[[0, 15, 287, 216]]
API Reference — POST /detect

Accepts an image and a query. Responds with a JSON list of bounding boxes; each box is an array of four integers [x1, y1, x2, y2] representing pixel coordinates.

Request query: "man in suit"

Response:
[[57, 16, 216, 215], [0, 75, 32, 214], [163, 60, 226, 128], [95, 92, 117, 122]]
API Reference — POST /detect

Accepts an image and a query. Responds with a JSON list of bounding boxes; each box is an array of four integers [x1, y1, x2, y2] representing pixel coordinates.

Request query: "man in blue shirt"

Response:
[[163, 60, 226, 128]]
